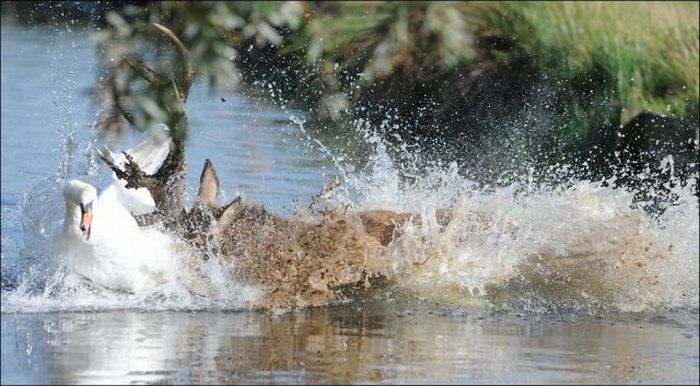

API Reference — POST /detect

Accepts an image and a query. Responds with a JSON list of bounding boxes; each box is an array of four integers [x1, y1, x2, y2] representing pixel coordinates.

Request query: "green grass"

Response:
[[478, 1, 699, 122], [271, 1, 699, 152]]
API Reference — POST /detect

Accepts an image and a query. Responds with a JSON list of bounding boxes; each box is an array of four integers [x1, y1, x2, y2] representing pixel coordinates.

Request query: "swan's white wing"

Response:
[[124, 123, 172, 175], [99, 124, 172, 215], [100, 123, 172, 175]]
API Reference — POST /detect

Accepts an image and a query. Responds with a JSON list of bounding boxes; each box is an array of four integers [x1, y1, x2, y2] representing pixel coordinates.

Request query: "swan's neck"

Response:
[[63, 200, 81, 234], [62, 180, 98, 236]]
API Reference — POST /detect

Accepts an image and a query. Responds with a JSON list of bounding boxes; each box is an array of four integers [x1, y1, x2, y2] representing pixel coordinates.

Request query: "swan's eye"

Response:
[[80, 202, 93, 213]]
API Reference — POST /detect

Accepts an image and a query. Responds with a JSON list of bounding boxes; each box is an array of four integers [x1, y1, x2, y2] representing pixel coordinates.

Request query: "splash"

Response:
[[2, 102, 698, 315], [2, 110, 264, 313], [324, 131, 699, 315]]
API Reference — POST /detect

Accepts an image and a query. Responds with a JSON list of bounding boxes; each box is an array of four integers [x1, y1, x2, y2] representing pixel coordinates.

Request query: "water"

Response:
[[1, 23, 698, 384], [2, 306, 697, 384]]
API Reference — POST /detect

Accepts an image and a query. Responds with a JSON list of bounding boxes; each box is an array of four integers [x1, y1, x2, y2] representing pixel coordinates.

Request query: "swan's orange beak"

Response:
[[79, 205, 92, 240]]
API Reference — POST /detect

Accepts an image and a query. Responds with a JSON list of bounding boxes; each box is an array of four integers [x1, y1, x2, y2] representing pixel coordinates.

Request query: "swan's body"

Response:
[[55, 125, 175, 293]]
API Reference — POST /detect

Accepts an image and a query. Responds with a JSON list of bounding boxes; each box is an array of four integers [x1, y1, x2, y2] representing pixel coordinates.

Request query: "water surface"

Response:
[[2, 303, 698, 384]]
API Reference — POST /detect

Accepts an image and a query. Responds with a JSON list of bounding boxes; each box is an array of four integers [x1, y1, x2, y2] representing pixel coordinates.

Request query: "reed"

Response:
[[478, 1, 699, 121]]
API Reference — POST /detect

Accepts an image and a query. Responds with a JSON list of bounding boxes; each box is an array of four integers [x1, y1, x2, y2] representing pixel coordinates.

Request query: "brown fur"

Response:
[[358, 208, 456, 246], [184, 160, 461, 311], [205, 201, 385, 309]]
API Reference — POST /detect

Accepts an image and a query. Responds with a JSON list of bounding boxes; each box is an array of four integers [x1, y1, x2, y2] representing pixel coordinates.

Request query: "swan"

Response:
[[54, 125, 175, 293], [55, 179, 175, 294]]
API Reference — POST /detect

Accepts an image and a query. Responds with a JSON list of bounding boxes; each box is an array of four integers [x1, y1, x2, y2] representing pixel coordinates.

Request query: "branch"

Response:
[[97, 149, 148, 190], [98, 23, 193, 225], [152, 22, 189, 61], [104, 60, 143, 130], [123, 55, 165, 88], [152, 22, 195, 99], [98, 148, 130, 182], [114, 99, 136, 127], [121, 151, 145, 177], [104, 67, 137, 130]]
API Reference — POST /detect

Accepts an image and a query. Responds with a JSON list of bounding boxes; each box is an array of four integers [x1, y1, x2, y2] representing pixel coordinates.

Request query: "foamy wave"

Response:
[[333, 140, 699, 314], [1, 257, 264, 313]]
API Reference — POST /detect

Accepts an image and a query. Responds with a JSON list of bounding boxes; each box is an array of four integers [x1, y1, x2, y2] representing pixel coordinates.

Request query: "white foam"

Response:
[[329, 133, 699, 314]]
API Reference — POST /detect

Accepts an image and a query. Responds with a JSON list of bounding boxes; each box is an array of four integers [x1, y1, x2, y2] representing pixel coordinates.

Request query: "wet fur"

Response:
[[182, 159, 459, 310]]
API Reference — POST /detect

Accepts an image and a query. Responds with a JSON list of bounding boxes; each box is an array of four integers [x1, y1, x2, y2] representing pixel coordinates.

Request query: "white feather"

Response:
[[98, 123, 173, 216]]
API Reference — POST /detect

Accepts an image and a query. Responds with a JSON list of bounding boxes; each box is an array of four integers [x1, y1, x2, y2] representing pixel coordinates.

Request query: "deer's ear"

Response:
[[196, 158, 219, 207], [215, 196, 241, 227]]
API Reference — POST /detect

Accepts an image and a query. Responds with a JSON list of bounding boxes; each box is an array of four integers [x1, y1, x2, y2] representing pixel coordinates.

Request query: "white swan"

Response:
[[55, 179, 175, 293], [54, 124, 175, 293]]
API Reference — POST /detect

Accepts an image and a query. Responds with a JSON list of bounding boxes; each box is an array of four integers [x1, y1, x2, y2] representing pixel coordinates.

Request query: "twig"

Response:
[[114, 100, 136, 127], [123, 55, 165, 87], [152, 22, 195, 99], [153, 22, 190, 61], [99, 23, 193, 225], [121, 151, 145, 177], [98, 149, 149, 191], [97, 148, 129, 181]]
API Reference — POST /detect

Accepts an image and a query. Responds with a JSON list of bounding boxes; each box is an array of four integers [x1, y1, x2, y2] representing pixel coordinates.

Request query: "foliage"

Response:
[[89, 1, 699, 133], [91, 1, 304, 135], [44, 0, 694, 187], [479, 1, 699, 123], [280, 1, 483, 119]]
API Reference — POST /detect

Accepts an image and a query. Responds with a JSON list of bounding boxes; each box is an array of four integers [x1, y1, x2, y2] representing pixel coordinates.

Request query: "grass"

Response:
[[86, 1, 699, 130], [264, 1, 699, 165], [479, 1, 699, 122]]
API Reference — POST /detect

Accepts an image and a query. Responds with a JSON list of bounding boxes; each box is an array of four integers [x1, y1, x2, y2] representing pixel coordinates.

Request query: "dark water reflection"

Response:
[[2, 303, 698, 384]]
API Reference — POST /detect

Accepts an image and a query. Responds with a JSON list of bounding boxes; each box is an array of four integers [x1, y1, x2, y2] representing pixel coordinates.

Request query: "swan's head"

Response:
[[64, 180, 98, 240]]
